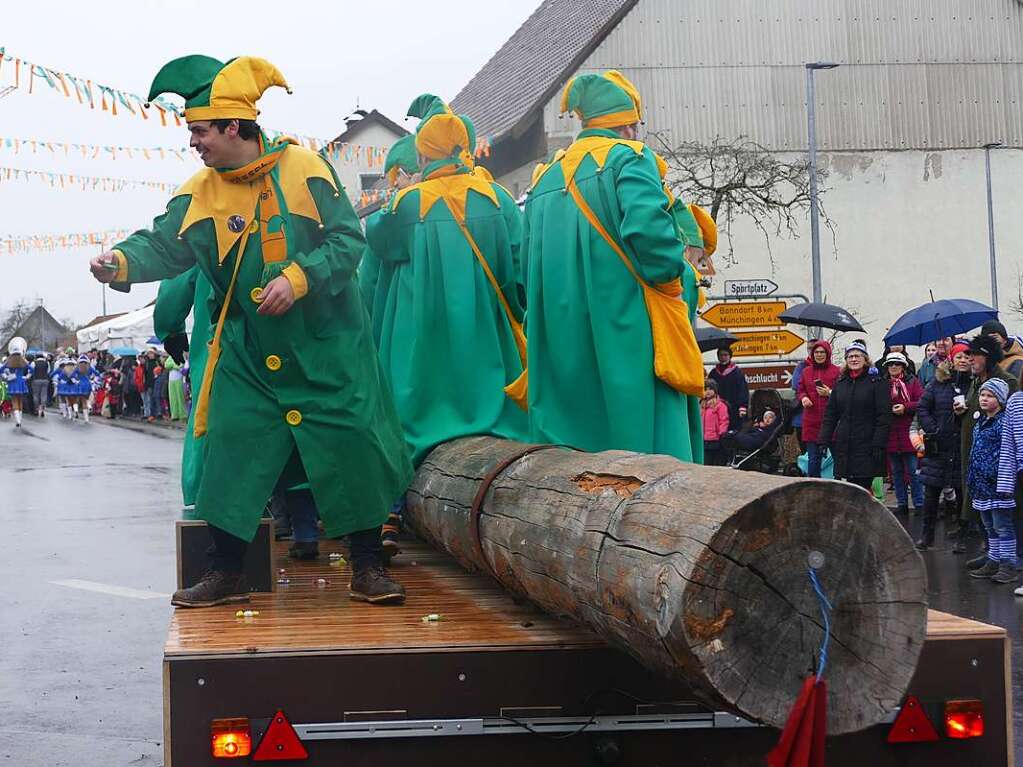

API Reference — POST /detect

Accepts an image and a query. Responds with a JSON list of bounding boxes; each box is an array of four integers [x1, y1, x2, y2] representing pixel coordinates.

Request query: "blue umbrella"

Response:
[[109, 346, 139, 357], [883, 299, 998, 346]]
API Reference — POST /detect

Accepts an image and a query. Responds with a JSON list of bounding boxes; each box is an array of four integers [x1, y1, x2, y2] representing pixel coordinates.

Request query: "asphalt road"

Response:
[[0, 413, 1020, 764]]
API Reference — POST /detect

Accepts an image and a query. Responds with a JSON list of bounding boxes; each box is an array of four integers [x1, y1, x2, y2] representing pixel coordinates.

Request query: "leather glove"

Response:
[[164, 333, 189, 366]]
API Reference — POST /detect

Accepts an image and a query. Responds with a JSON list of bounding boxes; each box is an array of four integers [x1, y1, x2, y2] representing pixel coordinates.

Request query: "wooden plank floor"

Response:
[[165, 539, 1004, 659]]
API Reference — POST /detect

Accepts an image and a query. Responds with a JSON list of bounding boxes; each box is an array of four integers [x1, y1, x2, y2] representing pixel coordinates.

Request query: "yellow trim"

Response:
[[689, 204, 717, 256], [281, 263, 309, 300], [558, 135, 645, 189], [392, 172, 499, 225], [265, 355, 282, 371], [110, 249, 129, 282], [285, 409, 302, 426], [603, 70, 643, 121], [184, 105, 258, 122], [415, 113, 471, 161], [559, 76, 578, 115], [584, 108, 640, 129]]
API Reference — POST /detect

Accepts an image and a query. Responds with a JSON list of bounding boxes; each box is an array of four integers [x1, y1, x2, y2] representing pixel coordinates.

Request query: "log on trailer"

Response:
[[405, 437, 928, 736]]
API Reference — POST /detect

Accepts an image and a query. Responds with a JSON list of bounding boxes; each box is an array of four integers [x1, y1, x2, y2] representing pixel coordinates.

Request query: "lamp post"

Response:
[[983, 141, 1002, 310], [805, 62, 839, 305]]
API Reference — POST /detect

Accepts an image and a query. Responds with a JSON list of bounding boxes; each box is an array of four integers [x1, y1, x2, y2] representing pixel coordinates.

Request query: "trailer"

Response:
[[163, 539, 1012, 766]]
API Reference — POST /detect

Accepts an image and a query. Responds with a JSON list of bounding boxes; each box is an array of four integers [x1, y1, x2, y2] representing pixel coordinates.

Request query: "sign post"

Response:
[[722, 279, 779, 298], [701, 300, 787, 329], [729, 330, 805, 358]]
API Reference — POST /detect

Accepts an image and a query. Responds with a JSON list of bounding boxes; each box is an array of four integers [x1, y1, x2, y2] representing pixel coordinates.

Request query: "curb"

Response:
[[49, 407, 185, 439]]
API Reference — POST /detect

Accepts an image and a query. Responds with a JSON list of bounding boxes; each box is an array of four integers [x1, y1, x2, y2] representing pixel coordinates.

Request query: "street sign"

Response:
[[745, 364, 797, 390], [700, 300, 787, 329], [723, 279, 779, 298], [730, 330, 805, 357]]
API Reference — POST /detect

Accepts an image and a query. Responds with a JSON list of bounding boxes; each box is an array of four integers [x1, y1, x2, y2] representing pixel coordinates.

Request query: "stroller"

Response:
[[723, 389, 789, 473]]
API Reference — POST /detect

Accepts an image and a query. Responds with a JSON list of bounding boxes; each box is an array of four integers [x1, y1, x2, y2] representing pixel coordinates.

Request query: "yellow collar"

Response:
[[392, 171, 498, 224]]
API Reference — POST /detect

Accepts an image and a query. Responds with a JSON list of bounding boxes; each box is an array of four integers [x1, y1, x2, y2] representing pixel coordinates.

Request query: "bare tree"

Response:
[[1010, 266, 1023, 322], [649, 134, 835, 270], [0, 299, 36, 343]]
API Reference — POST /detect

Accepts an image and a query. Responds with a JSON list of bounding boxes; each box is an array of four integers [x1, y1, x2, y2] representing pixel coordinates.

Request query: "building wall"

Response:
[[325, 121, 404, 202], [493, 0, 1023, 356]]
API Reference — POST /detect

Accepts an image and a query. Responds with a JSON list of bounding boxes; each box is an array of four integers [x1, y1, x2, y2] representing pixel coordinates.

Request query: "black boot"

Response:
[[349, 564, 406, 605], [969, 559, 1000, 579], [172, 569, 249, 607], [966, 553, 990, 570], [991, 562, 1019, 584], [915, 522, 936, 550], [288, 541, 319, 560]]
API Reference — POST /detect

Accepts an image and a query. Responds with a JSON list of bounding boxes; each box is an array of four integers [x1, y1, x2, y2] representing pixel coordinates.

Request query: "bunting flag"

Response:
[[0, 46, 184, 126], [0, 136, 194, 161], [1, 228, 133, 254], [0, 166, 178, 193], [357, 188, 395, 209]]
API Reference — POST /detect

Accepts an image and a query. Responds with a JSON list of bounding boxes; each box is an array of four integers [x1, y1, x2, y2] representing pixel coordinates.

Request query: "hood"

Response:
[[807, 339, 834, 368], [934, 359, 953, 383], [1005, 338, 1023, 362]]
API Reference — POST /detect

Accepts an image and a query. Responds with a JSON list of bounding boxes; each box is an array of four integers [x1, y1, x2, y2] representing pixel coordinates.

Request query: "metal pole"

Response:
[[983, 143, 1000, 310], [806, 66, 822, 306]]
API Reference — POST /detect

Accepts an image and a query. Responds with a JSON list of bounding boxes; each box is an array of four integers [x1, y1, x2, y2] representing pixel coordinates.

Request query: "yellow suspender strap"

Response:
[[192, 227, 251, 438], [454, 219, 527, 365]]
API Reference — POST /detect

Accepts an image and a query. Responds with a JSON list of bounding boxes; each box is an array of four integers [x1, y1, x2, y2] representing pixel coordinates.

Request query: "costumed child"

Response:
[[0, 337, 31, 428], [57, 357, 77, 419], [73, 355, 99, 423], [966, 377, 1017, 585]]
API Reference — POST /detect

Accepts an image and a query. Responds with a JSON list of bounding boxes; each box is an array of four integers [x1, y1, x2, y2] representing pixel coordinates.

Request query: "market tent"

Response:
[[76, 305, 192, 351]]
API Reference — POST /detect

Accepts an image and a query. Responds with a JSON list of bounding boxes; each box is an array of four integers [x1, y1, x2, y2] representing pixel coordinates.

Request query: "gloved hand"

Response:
[[164, 333, 189, 366]]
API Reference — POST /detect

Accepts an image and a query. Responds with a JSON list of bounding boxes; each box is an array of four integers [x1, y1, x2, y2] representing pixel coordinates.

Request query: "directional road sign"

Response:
[[730, 329, 805, 357], [745, 364, 797, 390], [700, 300, 787, 329], [723, 279, 779, 298]]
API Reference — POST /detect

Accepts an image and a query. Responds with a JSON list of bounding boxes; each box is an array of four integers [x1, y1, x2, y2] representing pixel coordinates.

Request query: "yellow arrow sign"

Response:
[[700, 300, 787, 329], [730, 329, 805, 357]]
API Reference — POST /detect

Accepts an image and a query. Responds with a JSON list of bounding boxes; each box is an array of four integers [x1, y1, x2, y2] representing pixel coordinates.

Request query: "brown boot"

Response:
[[172, 569, 249, 608], [349, 564, 406, 605]]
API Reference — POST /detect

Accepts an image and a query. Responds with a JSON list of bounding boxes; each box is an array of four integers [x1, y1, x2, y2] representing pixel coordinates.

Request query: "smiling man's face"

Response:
[[189, 120, 236, 167]]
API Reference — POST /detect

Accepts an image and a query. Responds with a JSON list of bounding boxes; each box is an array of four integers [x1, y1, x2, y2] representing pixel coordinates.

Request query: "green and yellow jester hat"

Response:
[[384, 134, 420, 187], [146, 55, 291, 123], [560, 70, 643, 129], [407, 93, 477, 169]]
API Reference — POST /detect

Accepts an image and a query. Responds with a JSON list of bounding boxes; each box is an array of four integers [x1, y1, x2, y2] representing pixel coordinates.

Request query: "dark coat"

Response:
[[709, 363, 750, 429], [916, 364, 963, 489], [818, 370, 892, 479]]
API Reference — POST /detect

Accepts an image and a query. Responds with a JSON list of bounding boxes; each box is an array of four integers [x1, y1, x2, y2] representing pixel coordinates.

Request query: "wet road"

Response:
[[0, 414, 1020, 764]]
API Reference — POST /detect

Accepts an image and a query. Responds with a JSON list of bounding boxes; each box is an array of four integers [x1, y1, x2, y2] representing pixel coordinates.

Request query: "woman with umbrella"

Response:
[[818, 341, 892, 490], [882, 351, 925, 515], [796, 340, 841, 477]]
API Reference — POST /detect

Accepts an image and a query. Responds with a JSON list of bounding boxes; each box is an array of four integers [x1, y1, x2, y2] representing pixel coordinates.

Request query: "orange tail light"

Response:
[[945, 699, 984, 739], [211, 717, 252, 758]]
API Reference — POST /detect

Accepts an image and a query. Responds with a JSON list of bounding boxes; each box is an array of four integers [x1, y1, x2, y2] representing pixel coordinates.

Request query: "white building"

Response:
[[452, 0, 1023, 361], [324, 109, 408, 205]]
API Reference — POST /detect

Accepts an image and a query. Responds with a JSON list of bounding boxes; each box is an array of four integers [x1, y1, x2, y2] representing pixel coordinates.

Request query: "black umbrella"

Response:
[[778, 302, 864, 332], [696, 326, 738, 353]]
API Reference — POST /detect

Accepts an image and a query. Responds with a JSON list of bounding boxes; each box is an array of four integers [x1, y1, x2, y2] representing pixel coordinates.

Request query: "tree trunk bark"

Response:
[[406, 436, 927, 735]]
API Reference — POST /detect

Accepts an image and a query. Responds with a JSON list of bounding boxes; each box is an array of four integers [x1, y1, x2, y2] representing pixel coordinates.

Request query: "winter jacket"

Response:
[[796, 340, 841, 444], [916, 362, 963, 489], [818, 369, 892, 479], [967, 410, 1013, 505], [885, 373, 924, 453], [702, 400, 730, 442], [999, 338, 1023, 384], [959, 367, 1018, 480], [709, 363, 750, 429]]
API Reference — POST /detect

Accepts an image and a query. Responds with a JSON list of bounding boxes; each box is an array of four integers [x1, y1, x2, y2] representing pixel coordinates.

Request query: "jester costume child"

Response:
[[521, 71, 703, 461], [364, 95, 528, 466], [96, 55, 412, 607]]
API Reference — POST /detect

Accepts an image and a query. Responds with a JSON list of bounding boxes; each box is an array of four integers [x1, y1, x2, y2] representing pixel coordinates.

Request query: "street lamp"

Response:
[[805, 62, 839, 306], [983, 141, 1002, 310]]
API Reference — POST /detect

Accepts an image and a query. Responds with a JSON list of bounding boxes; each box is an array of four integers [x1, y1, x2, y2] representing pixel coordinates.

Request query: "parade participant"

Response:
[[522, 71, 702, 459], [57, 357, 77, 419], [818, 340, 892, 490], [0, 337, 30, 428], [29, 353, 50, 417], [365, 93, 528, 467], [89, 54, 412, 607], [797, 340, 841, 478]]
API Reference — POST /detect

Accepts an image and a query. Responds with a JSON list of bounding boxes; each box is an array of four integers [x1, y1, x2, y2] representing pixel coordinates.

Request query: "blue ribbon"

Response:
[[808, 567, 832, 682]]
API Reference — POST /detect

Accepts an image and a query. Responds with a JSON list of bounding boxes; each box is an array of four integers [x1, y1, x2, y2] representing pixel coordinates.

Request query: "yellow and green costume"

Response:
[[364, 94, 528, 465], [522, 72, 703, 461], [110, 55, 412, 541]]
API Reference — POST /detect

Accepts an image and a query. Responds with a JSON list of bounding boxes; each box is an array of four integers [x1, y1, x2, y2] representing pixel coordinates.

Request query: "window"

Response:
[[359, 173, 384, 192]]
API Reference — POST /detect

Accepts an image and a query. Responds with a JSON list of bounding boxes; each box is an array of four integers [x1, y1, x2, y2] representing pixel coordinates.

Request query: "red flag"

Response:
[[766, 677, 827, 767]]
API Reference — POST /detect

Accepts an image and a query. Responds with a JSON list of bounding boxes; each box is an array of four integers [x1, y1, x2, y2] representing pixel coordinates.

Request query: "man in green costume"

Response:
[[364, 94, 528, 467], [522, 71, 703, 461], [90, 55, 413, 607]]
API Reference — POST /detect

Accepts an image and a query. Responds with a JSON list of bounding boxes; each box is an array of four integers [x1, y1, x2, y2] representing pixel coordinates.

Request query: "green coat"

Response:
[[522, 128, 700, 461], [364, 167, 528, 465], [153, 266, 212, 508], [113, 145, 412, 541], [357, 210, 396, 347], [669, 199, 705, 464]]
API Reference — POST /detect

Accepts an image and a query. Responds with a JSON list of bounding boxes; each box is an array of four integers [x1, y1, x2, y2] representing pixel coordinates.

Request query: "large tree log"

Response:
[[406, 437, 927, 735]]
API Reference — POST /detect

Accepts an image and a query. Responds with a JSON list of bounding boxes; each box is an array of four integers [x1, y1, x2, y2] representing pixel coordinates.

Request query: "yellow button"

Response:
[[250, 287, 264, 304], [265, 355, 282, 371], [249, 218, 260, 233], [285, 410, 302, 426]]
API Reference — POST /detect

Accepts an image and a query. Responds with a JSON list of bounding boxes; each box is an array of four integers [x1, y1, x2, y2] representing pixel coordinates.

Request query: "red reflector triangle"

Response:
[[253, 710, 309, 761], [887, 696, 940, 743]]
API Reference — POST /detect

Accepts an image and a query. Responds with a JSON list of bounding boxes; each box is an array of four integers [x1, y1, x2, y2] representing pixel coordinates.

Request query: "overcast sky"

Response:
[[0, 0, 541, 324]]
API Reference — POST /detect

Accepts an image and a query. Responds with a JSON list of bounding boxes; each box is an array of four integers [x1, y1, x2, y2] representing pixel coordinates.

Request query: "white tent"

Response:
[[77, 305, 193, 352]]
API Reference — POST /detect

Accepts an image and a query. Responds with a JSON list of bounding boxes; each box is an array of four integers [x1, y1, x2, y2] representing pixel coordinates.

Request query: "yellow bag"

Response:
[[567, 180, 704, 397], [455, 219, 529, 410]]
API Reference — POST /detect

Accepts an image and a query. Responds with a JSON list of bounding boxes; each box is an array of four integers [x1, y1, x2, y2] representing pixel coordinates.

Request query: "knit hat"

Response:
[[884, 351, 908, 367], [968, 333, 1004, 364], [845, 340, 868, 357], [981, 319, 1008, 338], [980, 377, 1009, 406], [949, 342, 970, 359]]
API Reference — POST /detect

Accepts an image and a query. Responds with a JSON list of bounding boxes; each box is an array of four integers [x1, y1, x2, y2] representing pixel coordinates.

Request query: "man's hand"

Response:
[[256, 276, 296, 316], [801, 396, 813, 408], [893, 404, 906, 415], [90, 251, 120, 284]]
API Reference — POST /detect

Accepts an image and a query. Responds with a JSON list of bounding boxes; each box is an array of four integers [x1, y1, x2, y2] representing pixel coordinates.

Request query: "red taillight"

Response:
[[253, 709, 308, 761], [887, 695, 939, 743], [945, 699, 984, 739], [211, 717, 252, 758]]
